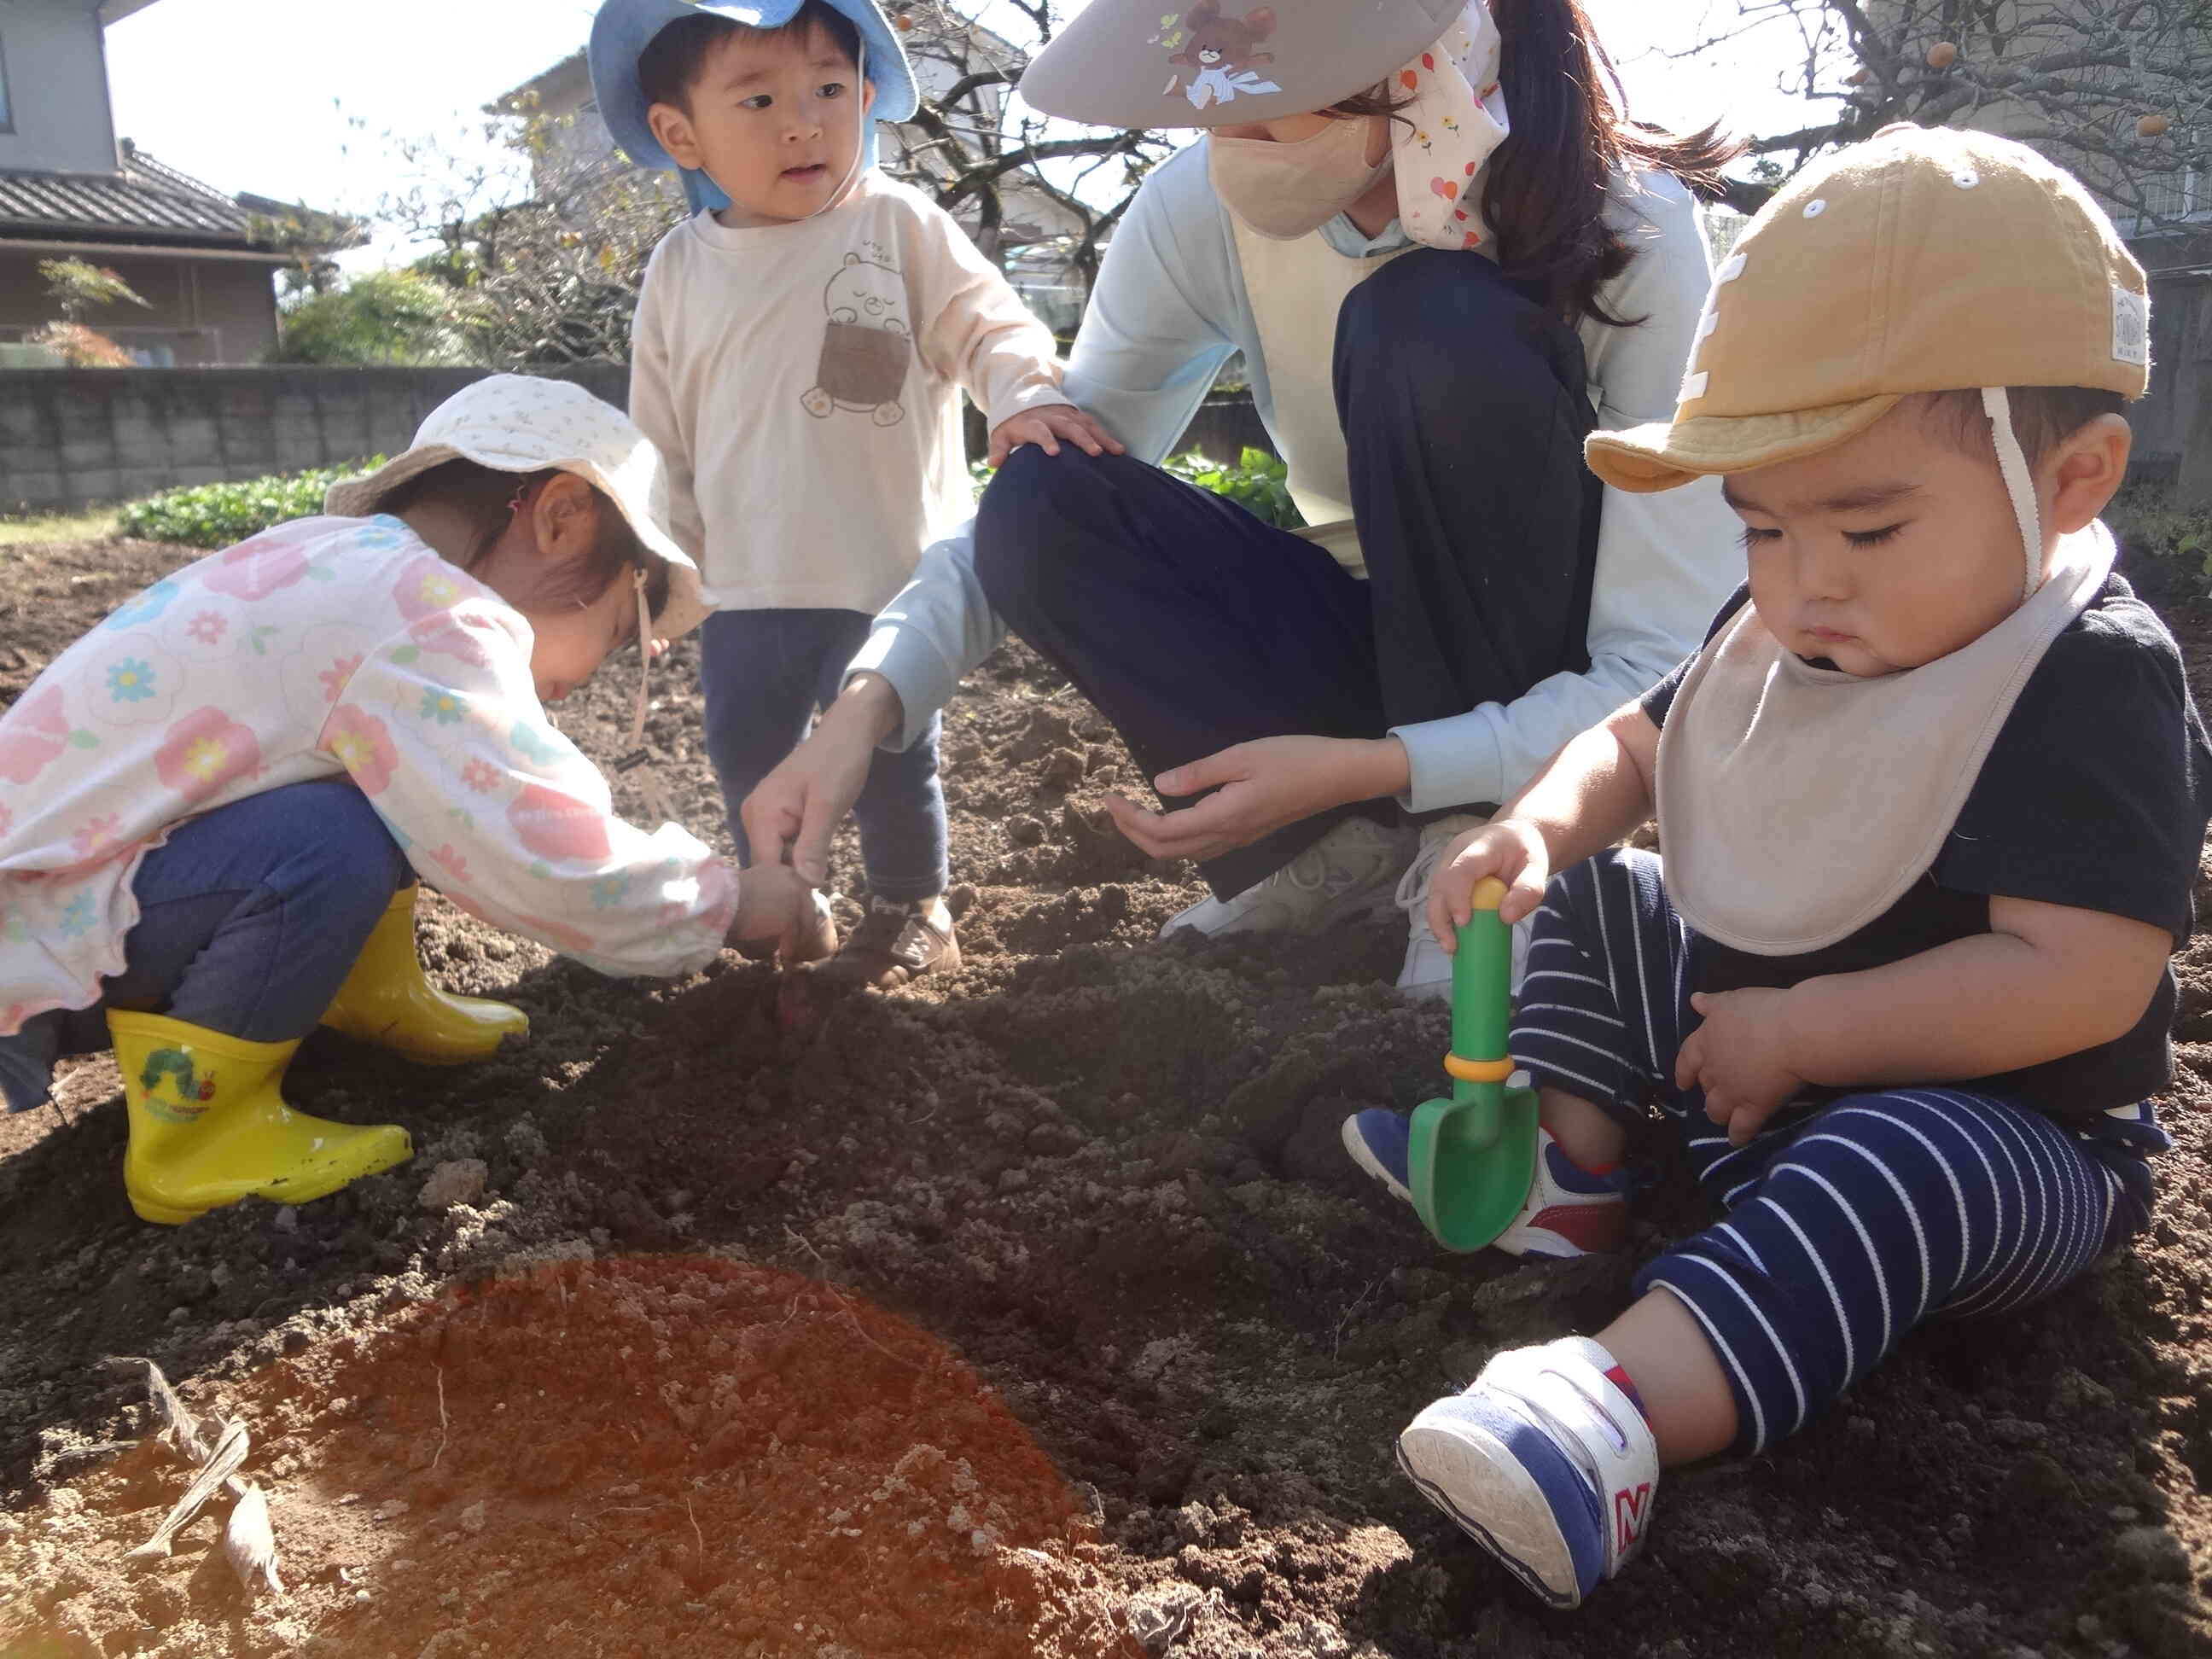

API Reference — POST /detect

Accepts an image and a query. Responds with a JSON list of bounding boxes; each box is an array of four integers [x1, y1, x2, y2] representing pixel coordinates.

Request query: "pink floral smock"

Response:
[[0, 515, 737, 1035]]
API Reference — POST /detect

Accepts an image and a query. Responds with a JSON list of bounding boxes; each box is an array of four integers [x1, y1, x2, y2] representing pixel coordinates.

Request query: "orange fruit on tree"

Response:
[[1926, 41, 1959, 69], [2139, 114, 2172, 137]]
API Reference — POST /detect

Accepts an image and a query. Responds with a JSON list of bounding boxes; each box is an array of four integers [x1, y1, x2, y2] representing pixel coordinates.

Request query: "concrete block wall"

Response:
[[0, 365, 629, 514], [0, 366, 1272, 516]]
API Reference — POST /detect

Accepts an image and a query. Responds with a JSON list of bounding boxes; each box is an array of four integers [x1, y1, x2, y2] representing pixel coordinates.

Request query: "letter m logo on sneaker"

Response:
[[1614, 1481, 1653, 1555]]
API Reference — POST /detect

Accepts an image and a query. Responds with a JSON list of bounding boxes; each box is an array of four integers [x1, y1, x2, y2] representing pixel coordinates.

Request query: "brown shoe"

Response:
[[819, 897, 959, 988]]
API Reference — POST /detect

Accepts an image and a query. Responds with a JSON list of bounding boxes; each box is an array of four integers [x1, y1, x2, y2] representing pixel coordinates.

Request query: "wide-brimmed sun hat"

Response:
[[326, 374, 709, 643], [1021, 0, 1465, 130], [589, 0, 917, 214]]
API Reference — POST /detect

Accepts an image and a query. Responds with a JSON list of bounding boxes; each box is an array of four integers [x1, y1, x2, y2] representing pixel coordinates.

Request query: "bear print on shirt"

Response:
[[801, 249, 912, 427]]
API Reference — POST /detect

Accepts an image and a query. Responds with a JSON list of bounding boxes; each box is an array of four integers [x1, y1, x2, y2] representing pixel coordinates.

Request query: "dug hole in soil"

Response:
[[1, 533, 2208, 1659]]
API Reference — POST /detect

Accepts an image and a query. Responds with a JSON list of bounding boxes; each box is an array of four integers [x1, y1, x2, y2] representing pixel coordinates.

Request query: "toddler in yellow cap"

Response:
[[1343, 124, 2212, 1608]]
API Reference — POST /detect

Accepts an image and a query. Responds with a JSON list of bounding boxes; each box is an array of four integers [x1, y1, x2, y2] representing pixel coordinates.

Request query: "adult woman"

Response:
[[744, 0, 1742, 996]]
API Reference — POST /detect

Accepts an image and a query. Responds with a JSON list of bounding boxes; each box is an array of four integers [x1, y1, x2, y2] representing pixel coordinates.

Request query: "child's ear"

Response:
[[646, 101, 704, 171], [533, 474, 601, 561], [2044, 413, 2133, 537]]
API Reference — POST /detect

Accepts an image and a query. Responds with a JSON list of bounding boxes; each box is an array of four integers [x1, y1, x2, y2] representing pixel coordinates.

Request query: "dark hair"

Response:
[[1328, 0, 1740, 327], [1913, 387, 2131, 474], [638, 0, 863, 113], [380, 459, 672, 621]]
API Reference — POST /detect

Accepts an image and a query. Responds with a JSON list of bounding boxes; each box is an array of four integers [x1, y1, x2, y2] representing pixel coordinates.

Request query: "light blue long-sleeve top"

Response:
[[847, 139, 1743, 812]]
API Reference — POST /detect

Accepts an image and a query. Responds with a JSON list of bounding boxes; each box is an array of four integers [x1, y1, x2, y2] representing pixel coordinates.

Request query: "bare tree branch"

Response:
[[1719, 0, 2212, 230]]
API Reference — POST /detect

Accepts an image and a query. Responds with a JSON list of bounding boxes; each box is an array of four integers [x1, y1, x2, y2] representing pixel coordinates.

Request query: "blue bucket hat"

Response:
[[589, 0, 918, 215]]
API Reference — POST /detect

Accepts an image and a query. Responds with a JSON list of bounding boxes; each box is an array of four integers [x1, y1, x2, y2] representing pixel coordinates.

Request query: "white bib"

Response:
[[1656, 522, 2117, 955]]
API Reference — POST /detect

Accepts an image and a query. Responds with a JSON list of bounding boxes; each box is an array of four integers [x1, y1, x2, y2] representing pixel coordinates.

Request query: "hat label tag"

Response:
[[2113, 285, 2150, 367]]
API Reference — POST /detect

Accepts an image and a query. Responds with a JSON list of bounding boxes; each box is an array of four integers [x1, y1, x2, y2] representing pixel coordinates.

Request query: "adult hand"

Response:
[[1674, 987, 1807, 1146], [986, 404, 1125, 468], [1425, 818, 1548, 951], [1102, 734, 1407, 865], [740, 674, 903, 888]]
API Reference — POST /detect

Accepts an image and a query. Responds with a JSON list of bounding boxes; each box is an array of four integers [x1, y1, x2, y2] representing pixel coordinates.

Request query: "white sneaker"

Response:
[[1159, 815, 1416, 938], [1394, 816, 1530, 999], [1396, 1336, 1659, 1609]]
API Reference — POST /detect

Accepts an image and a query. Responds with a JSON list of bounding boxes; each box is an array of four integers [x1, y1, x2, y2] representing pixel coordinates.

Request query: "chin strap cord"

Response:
[[610, 566, 672, 824], [1982, 387, 2045, 600]]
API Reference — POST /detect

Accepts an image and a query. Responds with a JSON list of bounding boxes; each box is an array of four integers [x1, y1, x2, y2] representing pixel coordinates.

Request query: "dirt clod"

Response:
[[416, 1161, 488, 1212]]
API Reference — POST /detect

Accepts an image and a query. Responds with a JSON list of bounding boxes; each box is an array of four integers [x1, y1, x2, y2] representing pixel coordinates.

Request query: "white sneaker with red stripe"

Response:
[[1492, 1127, 1630, 1258], [1396, 1336, 1660, 1609], [1341, 1116, 1627, 1258]]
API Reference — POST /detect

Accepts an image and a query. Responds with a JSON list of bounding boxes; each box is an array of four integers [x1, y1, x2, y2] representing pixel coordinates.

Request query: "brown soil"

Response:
[[1, 533, 2208, 1659]]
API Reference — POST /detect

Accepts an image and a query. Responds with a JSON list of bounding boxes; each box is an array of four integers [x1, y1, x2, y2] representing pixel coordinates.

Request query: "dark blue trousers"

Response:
[[973, 249, 1602, 899], [698, 608, 948, 903], [0, 780, 409, 1113], [1511, 849, 2168, 1456]]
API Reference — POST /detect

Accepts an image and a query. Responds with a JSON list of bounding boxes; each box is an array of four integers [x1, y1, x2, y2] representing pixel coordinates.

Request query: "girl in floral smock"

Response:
[[0, 375, 813, 1224]]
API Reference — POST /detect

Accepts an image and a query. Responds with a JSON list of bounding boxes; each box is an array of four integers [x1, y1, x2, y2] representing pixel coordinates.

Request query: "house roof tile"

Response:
[[0, 143, 260, 247]]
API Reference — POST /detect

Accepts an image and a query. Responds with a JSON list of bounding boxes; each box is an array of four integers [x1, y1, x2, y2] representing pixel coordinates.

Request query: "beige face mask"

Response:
[[1209, 118, 1391, 242]]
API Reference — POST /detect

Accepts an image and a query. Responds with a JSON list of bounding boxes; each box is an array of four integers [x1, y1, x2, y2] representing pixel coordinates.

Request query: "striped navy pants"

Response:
[[1510, 848, 2168, 1457]]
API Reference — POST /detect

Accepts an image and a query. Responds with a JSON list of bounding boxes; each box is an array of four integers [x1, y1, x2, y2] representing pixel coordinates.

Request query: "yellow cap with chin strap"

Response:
[[1583, 124, 2151, 601]]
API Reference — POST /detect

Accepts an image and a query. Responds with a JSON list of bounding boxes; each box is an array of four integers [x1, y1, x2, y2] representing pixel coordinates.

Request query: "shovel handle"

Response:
[[1412, 879, 1539, 1253], [1446, 877, 1513, 1080]]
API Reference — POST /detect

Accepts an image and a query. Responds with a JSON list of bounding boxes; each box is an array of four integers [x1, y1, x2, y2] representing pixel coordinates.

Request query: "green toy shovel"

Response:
[[1408, 877, 1540, 1252]]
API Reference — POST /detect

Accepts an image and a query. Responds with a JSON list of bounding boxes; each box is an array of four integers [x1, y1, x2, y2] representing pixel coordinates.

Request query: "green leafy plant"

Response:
[[26, 259, 151, 367], [2107, 480, 2212, 598], [1166, 447, 1303, 529], [969, 445, 1301, 530], [274, 270, 473, 366], [116, 460, 385, 550]]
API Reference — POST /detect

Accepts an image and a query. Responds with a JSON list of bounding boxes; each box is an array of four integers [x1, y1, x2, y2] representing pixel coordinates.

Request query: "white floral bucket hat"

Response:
[[328, 374, 707, 819], [327, 374, 708, 643]]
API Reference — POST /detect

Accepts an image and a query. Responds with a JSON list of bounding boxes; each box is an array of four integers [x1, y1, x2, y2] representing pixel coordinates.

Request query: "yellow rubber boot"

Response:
[[321, 888, 527, 1064], [110, 1010, 413, 1225]]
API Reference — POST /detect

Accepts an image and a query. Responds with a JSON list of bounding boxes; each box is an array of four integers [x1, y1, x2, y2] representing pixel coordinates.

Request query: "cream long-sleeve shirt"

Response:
[[630, 172, 1070, 615]]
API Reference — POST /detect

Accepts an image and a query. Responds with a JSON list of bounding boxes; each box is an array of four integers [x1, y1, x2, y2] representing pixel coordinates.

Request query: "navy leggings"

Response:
[[697, 608, 947, 903], [0, 780, 409, 1113], [973, 249, 1603, 900], [1511, 849, 2168, 1456]]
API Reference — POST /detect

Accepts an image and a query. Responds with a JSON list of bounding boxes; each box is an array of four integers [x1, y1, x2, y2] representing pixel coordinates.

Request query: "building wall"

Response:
[[0, 364, 630, 511], [0, 247, 277, 364], [0, 0, 118, 176]]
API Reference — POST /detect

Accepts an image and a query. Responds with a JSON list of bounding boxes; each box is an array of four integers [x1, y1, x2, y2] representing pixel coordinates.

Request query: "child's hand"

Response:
[[987, 404, 1126, 467], [726, 860, 812, 952], [1675, 987, 1807, 1145], [1428, 818, 1551, 953]]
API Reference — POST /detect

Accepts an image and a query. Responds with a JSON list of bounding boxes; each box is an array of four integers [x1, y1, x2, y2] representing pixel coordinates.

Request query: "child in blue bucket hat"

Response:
[[590, 0, 1120, 987]]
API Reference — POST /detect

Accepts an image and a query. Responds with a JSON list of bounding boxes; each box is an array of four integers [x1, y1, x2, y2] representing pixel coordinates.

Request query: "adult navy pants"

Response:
[[0, 780, 409, 1113], [1510, 849, 2168, 1457], [974, 249, 1603, 899], [698, 608, 948, 904]]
